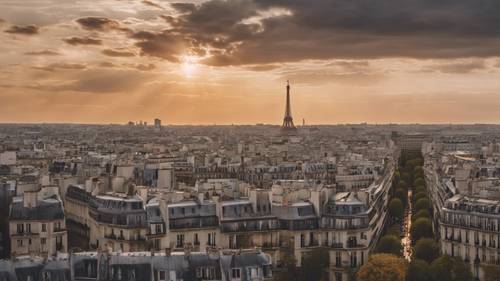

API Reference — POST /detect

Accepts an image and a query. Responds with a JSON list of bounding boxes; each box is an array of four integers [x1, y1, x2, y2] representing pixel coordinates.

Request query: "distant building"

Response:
[[154, 118, 162, 129]]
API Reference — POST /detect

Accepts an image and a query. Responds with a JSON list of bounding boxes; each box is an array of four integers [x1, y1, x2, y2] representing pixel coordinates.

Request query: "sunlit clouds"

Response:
[[1, 0, 500, 124]]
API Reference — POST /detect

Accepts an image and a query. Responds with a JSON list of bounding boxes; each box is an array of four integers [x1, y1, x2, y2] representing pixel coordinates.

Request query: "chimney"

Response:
[[23, 190, 38, 208]]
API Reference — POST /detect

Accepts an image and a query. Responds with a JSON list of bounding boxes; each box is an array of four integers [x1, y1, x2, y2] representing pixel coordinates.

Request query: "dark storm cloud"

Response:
[[101, 49, 135, 57], [24, 50, 60, 56], [63, 37, 102, 45], [4, 25, 39, 35], [131, 0, 500, 66]]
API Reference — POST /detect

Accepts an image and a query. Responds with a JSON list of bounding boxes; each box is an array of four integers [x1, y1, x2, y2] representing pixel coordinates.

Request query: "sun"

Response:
[[181, 55, 200, 77]]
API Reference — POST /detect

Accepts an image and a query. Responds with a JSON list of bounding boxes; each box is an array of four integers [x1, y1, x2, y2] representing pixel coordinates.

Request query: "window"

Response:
[[194, 233, 199, 245], [26, 223, 31, 233], [196, 267, 216, 280], [231, 268, 241, 279], [208, 232, 216, 246], [155, 224, 162, 234], [247, 267, 259, 279], [42, 224, 47, 232], [17, 239, 23, 247], [41, 238, 47, 245], [159, 270, 166, 281], [17, 224, 24, 234], [176, 234, 184, 247]]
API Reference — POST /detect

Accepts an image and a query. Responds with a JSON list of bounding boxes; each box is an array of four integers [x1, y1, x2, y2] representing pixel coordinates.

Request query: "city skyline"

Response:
[[2, 0, 500, 124]]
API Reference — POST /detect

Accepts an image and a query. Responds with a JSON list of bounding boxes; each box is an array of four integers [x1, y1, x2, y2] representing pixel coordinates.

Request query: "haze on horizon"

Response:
[[1, 0, 500, 125]]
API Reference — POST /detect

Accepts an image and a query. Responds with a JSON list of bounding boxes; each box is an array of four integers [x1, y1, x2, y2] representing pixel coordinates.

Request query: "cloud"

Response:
[[132, 30, 187, 62], [101, 49, 135, 57], [131, 63, 156, 71], [125, 0, 500, 66], [4, 25, 38, 35], [76, 17, 121, 31], [32, 63, 86, 72], [142, 0, 164, 9], [426, 61, 486, 74], [62, 69, 153, 93], [63, 37, 102, 45], [24, 50, 60, 56], [279, 69, 384, 85]]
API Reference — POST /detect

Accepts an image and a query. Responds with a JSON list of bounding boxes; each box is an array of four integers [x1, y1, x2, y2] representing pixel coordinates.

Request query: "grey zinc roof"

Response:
[[273, 202, 317, 220], [9, 199, 65, 221], [0, 260, 17, 281]]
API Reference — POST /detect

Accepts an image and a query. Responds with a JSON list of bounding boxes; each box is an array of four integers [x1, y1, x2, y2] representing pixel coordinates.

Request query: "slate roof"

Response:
[[10, 199, 65, 221]]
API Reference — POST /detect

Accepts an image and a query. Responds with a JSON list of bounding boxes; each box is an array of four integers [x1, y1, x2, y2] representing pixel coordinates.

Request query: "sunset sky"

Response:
[[1, 0, 500, 124]]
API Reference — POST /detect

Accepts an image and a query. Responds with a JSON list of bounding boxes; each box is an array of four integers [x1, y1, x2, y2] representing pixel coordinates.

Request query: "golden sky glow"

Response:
[[1, 0, 500, 124]]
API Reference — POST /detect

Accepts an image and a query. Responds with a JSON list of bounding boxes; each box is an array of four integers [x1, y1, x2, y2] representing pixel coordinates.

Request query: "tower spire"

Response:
[[281, 80, 297, 133]]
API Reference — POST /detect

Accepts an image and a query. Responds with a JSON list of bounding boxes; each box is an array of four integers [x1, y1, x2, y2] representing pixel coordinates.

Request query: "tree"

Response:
[[413, 209, 431, 222], [301, 248, 329, 281], [483, 264, 500, 281], [357, 254, 407, 281], [413, 192, 428, 204], [377, 235, 402, 256], [395, 188, 408, 206], [414, 198, 431, 212], [401, 172, 412, 186], [414, 185, 426, 194], [406, 258, 430, 281], [275, 243, 300, 281], [411, 218, 433, 242], [386, 224, 401, 237], [389, 198, 405, 221], [413, 238, 440, 263], [414, 166, 423, 175], [429, 255, 472, 281], [397, 180, 408, 190], [414, 178, 425, 188]]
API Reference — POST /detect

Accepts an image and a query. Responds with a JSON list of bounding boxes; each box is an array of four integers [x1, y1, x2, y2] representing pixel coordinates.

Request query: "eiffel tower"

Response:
[[281, 80, 297, 134]]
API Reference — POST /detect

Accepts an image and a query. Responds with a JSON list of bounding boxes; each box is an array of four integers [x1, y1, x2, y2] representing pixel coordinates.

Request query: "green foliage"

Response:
[[411, 218, 433, 242], [389, 198, 405, 221], [413, 192, 428, 204], [401, 172, 412, 186], [300, 248, 329, 281], [395, 188, 408, 206], [357, 254, 407, 281], [386, 224, 401, 237], [406, 259, 430, 281], [414, 185, 426, 194], [397, 180, 408, 190], [429, 255, 473, 281], [275, 243, 300, 281], [377, 235, 402, 256], [414, 166, 423, 174], [414, 198, 431, 212], [414, 178, 425, 188], [413, 209, 431, 222], [483, 264, 500, 281], [413, 238, 440, 263]]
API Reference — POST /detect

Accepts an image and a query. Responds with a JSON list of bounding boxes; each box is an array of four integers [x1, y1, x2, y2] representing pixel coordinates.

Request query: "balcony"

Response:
[[329, 242, 343, 249]]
